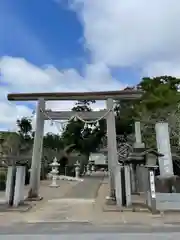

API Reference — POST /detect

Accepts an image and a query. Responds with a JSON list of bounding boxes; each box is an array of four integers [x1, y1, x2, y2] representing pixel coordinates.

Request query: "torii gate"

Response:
[[7, 90, 142, 200]]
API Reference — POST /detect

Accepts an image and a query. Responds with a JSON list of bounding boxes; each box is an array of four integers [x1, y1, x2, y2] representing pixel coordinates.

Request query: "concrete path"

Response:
[[1, 173, 180, 228], [63, 172, 104, 199], [16, 172, 104, 223], [1, 226, 180, 239], [0, 179, 80, 225], [1, 222, 180, 236]]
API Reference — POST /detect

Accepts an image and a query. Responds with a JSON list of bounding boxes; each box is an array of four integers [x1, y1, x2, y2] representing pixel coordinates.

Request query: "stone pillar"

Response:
[[155, 122, 174, 178], [5, 166, 13, 202], [142, 167, 149, 193], [137, 165, 145, 193], [13, 166, 26, 207], [130, 164, 136, 193], [28, 98, 45, 199], [133, 122, 145, 193], [106, 98, 118, 199], [134, 121, 145, 148], [20, 167, 26, 202], [124, 165, 131, 207], [115, 164, 122, 207]]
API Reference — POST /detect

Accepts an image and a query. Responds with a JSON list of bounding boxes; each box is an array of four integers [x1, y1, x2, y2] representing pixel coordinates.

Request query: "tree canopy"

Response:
[[15, 75, 180, 154]]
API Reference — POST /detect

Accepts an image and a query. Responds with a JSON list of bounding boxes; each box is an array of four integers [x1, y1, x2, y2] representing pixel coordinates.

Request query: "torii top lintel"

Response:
[[7, 90, 143, 101]]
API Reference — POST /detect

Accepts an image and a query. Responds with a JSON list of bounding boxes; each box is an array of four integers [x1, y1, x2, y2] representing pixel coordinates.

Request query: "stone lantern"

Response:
[[142, 149, 163, 168], [91, 163, 95, 172], [49, 157, 60, 188], [86, 163, 91, 175], [122, 148, 163, 194], [74, 160, 80, 179]]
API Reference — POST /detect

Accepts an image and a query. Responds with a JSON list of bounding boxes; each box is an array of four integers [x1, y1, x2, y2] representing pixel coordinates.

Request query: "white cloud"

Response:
[[143, 61, 180, 78], [3, 0, 180, 135], [72, 0, 180, 72], [0, 56, 125, 134]]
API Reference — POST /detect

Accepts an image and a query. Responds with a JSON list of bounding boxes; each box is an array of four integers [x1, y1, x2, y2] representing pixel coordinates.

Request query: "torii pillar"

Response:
[[106, 98, 118, 199], [27, 98, 45, 199]]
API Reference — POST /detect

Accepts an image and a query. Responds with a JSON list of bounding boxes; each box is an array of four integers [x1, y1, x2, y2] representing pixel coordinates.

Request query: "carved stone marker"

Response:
[[155, 122, 174, 178]]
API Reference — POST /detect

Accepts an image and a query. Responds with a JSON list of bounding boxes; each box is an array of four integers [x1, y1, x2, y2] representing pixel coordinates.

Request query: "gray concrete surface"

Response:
[[63, 174, 103, 199], [0, 223, 180, 239], [2, 173, 180, 228], [0, 222, 180, 234], [0, 233, 179, 240]]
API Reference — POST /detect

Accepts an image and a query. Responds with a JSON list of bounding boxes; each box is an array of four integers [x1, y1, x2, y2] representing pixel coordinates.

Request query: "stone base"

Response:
[[25, 196, 43, 202], [59, 175, 84, 182], [0, 202, 33, 212], [133, 142, 145, 149], [49, 184, 59, 188], [156, 175, 177, 181], [105, 196, 116, 201], [103, 205, 150, 213], [105, 197, 116, 206]]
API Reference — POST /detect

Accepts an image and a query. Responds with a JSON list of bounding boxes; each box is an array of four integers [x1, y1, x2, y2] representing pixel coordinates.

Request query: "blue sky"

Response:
[[0, 0, 140, 84], [0, 0, 84, 67], [0, 0, 179, 132]]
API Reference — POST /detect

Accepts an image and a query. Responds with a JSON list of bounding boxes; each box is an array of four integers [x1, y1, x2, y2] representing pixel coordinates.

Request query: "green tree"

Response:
[[61, 100, 106, 157], [16, 117, 33, 140], [16, 117, 34, 154], [114, 98, 136, 136], [136, 76, 180, 115], [72, 100, 96, 112], [134, 76, 180, 147], [43, 133, 64, 151]]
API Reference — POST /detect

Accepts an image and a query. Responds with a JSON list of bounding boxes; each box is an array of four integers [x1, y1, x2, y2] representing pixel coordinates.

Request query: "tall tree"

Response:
[[135, 76, 180, 147], [16, 117, 34, 153], [114, 99, 136, 136], [16, 117, 33, 140], [136, 76, 180, 114], [72, 100, 96, 112], [43, 133, 64, 151], [61, 100, 106, 158]]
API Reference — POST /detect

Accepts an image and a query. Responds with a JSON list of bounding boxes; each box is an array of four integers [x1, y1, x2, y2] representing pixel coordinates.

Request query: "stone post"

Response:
[[146, 166, 157, 214], [13, 166, 26, 207], [115, 164, 122, 208], [134, 121, 145, 148], [133, 121, 145, 193], [106, 98, 118, 199], [20, 166, 26, 202], [124, 165, 132, 207], [5, 166, 13, 203], [28, 98, 45, 199], [130, 164, 136, 193], [155, 122, 174, 178]]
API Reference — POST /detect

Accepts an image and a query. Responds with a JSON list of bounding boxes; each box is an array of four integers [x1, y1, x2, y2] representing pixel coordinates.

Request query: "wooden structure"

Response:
[[7, 90, 142, 200]]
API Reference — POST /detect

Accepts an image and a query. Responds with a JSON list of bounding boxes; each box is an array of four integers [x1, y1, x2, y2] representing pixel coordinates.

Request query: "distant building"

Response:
[[89, 153, 107, 166]]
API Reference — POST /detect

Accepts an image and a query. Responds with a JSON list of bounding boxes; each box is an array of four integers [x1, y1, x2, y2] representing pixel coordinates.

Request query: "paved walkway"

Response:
[[1, 173, 180, 227], [20, 172, 104, 223], [0, 179, 79, 225], [63, 173, 104, 199]]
